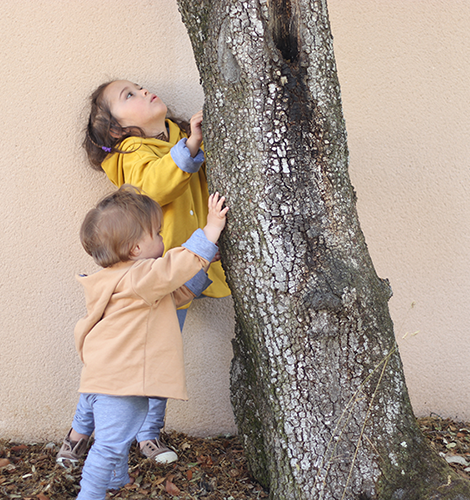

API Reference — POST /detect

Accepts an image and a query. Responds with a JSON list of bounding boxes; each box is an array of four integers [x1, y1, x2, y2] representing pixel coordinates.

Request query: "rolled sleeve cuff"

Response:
[[182, 228, 218, 263], [170, 138, 205, 173], [185, 269, 213, 296]]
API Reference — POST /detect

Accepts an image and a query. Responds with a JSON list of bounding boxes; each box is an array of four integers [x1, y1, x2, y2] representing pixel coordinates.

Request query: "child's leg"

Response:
[[72, 393, 95, 436], [176, 308, 188, 332], [136, 397, 178, 463], [132, 309, 187, 464], [77, 394, 148, 500], [56, 394, 95, 467], [132, 309, 186, 462], [136, 308, 186, 440], [135, 397, 167, 442]]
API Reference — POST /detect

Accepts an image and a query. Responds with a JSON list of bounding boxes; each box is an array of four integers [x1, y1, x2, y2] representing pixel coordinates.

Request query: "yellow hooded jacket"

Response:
[[101, 119, 230, 302]]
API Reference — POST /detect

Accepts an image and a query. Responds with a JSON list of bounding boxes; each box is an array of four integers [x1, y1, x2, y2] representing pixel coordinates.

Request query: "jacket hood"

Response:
[[101, 119, 183, 187], [74, 262, 133, 360]]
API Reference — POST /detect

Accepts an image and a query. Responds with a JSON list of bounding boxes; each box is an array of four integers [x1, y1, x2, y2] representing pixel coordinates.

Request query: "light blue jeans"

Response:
[[72, 393, 167, 443], [76, 394, 149, 500]]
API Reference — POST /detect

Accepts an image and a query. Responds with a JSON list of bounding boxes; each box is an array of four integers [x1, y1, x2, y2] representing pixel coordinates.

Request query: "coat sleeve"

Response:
[[121, 144, 193, 207], [130, 248, 209, 304], [172, 285, 197, 309], [163, 267, 212, 308]]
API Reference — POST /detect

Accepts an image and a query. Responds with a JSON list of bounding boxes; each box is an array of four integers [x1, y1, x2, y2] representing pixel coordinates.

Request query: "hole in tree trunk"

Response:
[[268, 0, 300, 63]]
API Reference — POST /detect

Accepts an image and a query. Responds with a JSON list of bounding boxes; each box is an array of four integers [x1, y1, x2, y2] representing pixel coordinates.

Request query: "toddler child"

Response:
[[69, 184, 227, 499]]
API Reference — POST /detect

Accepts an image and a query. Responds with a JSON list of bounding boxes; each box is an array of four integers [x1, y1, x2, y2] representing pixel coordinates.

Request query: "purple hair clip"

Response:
[[101, 146, 112, 153]]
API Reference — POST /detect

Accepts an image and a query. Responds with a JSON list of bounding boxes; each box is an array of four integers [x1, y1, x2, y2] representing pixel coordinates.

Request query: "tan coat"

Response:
[[75, 247, 210, 400]]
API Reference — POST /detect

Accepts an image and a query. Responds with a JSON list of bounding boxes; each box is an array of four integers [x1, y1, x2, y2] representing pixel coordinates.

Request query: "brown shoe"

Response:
[[140, 438, 178, 464], [56, 429, 89, 468]]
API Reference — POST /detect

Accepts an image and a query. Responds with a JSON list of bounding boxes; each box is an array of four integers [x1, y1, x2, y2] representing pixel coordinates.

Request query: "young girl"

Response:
[[71, 185, 228, 499], [57, 80, 231, 468]]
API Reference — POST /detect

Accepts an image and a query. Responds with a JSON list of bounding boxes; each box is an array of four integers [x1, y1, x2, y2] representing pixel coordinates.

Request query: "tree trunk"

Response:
[[176, 0, 470, 498]]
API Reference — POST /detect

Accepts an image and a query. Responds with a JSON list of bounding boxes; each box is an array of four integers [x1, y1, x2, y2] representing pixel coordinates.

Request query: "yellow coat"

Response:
[[101, 120, 230, 301]]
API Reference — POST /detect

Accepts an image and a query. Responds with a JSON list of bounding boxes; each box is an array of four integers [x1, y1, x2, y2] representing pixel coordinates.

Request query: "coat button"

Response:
[[190, 210, 194, 215]]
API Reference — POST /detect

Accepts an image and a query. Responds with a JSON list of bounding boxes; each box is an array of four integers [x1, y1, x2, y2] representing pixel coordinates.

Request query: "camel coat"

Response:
[[75, 230, 215, 400]]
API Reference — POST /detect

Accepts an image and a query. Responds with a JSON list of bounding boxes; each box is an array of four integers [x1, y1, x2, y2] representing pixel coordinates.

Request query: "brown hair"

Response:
[[80, 184, 163, 267], [83, 80, 191, 171]]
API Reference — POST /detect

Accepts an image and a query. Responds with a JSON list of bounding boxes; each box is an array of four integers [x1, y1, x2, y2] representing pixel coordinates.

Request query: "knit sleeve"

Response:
[[170, 138, 205, 173]]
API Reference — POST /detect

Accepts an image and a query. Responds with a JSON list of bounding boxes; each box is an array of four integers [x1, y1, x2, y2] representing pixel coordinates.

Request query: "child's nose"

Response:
[[141, 88, 148, 96]]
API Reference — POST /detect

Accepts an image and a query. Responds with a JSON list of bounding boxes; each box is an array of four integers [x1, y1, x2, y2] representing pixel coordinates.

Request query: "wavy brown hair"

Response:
[[83, 81, 191, 172]]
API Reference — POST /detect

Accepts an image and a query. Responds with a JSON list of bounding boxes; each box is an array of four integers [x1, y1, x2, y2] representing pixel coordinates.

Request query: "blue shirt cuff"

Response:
[[182, 228, 217, 263], [185, 269, 213, 296], [170, 138, 205, 173]]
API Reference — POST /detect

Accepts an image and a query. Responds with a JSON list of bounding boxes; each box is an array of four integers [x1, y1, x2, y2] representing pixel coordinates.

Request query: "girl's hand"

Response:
[[203, 193, 229, 244], [186, 110, 203, 157]]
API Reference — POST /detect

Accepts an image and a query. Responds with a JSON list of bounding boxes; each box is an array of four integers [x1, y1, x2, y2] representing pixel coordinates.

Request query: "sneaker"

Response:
[[56, 429, 89, 468], [139, 438, 178, 464]]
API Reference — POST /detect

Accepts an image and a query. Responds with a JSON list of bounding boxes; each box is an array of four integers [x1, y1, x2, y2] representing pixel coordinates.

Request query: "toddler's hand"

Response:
[[203, 193, 229, 244], [186, 110, 203, 158]]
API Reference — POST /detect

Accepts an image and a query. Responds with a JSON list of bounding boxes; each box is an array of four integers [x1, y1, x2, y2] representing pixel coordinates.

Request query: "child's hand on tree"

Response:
[[186, 110, 203, 157], [203, 193, 229, 244]]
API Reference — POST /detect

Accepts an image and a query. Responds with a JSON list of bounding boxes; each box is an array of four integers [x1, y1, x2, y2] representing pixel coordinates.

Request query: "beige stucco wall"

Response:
[[0, 0, 468, 442], [328, 0, 470, 421]]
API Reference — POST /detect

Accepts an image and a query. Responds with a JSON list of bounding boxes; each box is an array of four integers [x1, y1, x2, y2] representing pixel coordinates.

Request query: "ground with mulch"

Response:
[[1, 416, 469, 499]]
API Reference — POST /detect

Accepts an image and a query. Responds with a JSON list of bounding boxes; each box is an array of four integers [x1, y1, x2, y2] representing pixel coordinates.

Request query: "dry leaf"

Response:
[[0, 458, 11, 467], [37, 494, 50, 500], [197, 455, 213, 466], [165, 478, 181, 496], [11, 445, 28, 452], [445, 455, 469, 466]]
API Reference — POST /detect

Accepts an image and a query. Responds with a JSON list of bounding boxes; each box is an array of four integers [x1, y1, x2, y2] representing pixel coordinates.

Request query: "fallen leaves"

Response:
[[0, 431, 267, 499], [419, 416, 470, 479], [165, 474, 181, 496], [1, 417, 469, 498]]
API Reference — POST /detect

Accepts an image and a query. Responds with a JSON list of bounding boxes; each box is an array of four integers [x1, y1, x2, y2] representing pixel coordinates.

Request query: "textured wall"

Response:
[[0, 0, 236, 441], [328, 0, 470, 420], [0, 0, 468, 442]]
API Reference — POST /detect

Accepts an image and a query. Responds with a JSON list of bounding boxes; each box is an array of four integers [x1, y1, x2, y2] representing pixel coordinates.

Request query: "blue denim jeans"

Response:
[[73, 393, 167, 443], [76, 394, 148, 500]]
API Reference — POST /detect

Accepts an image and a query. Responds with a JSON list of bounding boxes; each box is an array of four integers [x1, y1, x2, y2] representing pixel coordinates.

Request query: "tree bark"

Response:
[[176, 0, 470, 498]]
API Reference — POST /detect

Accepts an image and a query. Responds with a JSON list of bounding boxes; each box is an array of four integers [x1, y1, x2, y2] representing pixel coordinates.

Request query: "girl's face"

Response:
[[104, 80, 168, 137]]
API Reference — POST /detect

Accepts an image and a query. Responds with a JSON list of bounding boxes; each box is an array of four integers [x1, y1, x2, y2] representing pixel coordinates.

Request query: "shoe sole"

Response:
[[56, 457, 80, 469], [153, 450, 178, 464]]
